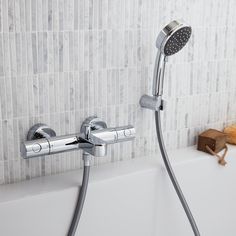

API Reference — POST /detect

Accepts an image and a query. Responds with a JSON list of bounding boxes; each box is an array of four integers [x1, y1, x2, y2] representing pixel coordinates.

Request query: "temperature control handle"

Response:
[[90, 125, 135, 144]]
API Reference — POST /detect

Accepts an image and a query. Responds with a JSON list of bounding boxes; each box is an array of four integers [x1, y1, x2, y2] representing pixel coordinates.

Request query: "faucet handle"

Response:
[[90, 125, 135, 144], [113, 125, 135, 143]]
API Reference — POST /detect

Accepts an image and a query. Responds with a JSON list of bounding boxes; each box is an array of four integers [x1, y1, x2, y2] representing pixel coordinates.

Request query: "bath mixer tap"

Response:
[[20, 116, 135, 236], [21, 116, 135, 159]]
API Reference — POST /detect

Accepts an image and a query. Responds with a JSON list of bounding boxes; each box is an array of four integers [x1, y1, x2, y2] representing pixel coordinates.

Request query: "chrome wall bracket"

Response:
[[21, 116, 135, 159], [139, 94, 166, 111], [27, 123, 56, 141]]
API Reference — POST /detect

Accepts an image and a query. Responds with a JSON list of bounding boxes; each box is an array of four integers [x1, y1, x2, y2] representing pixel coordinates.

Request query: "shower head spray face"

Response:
[[156, 20, 192, 56]]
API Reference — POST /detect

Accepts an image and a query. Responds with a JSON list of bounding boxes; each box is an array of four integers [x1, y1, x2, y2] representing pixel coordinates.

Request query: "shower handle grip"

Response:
[[152, 50, 167, 97]]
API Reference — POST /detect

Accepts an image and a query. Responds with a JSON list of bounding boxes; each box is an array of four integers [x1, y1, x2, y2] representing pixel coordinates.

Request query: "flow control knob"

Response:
[[90, 125, 135, 144]]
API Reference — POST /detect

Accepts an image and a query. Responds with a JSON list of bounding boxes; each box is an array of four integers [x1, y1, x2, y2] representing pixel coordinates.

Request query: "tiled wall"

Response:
[[0, 0, 236, 184]]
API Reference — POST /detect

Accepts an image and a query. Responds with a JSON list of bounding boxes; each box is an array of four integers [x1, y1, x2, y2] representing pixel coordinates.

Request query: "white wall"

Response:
[[0, 0, 236, 184]]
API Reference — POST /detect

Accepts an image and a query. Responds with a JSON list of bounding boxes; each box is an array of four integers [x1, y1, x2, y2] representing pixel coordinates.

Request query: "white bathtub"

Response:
[[0, 145, 236, 236]]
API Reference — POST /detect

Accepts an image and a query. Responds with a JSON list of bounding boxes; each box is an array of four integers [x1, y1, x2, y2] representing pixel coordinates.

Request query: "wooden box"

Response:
[[197, 129, 227, 154]]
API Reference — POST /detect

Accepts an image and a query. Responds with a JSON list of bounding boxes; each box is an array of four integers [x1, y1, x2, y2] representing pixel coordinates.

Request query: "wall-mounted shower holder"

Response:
[[21, 116, 135, 159], [139, 95, 166, 111]]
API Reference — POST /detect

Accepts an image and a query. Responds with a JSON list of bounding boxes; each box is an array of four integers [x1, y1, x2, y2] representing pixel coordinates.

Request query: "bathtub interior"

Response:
[[0, 145, 236, 236], [157, 146, 236, 236]]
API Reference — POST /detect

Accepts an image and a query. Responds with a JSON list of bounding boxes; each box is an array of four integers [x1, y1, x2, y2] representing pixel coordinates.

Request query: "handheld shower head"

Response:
[[139, 21, 200, 236], [156, 20, 192, 56], [152, 20, 192, 96]]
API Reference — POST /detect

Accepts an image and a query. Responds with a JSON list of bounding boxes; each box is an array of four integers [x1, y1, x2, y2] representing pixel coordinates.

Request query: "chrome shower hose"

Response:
[[68, 153, 90, 236], [155, 111, 200, 236]]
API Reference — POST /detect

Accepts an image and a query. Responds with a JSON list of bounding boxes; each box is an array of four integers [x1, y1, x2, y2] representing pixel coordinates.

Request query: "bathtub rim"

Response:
[[0, 144, 232, 204]]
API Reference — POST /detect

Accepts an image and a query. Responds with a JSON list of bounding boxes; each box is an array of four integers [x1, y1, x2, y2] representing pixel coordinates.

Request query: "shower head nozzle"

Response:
[[156, 20, 192, 56]]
